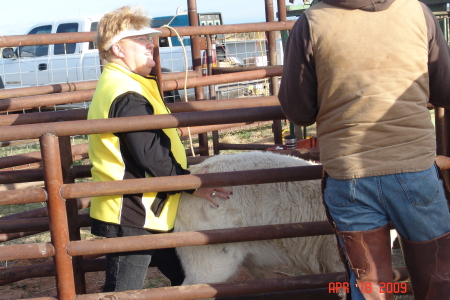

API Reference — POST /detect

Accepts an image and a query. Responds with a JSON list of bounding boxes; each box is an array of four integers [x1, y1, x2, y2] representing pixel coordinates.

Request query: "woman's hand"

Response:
[[193, 187, 232, 207], [191, 166, 232, 207]]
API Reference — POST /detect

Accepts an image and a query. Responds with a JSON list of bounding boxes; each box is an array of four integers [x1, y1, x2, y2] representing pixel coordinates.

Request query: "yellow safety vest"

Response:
[[88, 62, 186, 231]]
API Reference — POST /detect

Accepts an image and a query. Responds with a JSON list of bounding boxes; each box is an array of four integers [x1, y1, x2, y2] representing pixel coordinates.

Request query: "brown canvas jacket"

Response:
[[278, 0, 450, 179]]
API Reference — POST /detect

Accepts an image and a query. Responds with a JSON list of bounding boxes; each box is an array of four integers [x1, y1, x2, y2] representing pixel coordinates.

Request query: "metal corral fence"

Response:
[[0, 0, 446, 299]]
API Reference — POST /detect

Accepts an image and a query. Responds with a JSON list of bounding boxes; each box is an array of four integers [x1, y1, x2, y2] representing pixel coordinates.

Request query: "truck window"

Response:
[[89, 22, 98, 50], [54, 23, 78, 55], [19, 25, 52, 58]]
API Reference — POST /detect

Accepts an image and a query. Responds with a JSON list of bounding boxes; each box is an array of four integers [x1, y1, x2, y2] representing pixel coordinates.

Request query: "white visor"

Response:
[[104, 27, 161, 51]]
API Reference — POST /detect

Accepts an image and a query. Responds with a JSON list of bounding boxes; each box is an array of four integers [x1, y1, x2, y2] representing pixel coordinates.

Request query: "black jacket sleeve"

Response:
[[421, 3, 450, 109], [110, 92, 194, 194], [278, 14, 318, 126]]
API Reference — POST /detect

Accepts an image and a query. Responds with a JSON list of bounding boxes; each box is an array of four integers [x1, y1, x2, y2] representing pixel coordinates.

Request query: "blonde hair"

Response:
[[97, 6, 152, 60]]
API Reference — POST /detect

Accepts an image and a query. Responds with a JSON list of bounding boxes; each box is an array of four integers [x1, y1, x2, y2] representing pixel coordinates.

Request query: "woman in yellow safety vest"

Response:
[[88, 5, 231, 292]]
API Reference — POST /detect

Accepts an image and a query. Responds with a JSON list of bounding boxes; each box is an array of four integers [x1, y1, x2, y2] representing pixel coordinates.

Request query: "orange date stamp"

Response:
[[328, 282, 408, 294]]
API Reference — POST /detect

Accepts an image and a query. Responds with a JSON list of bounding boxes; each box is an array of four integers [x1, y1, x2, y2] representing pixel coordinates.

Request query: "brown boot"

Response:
[[338, 224, 394, 300], [399, 231, 450, 300]]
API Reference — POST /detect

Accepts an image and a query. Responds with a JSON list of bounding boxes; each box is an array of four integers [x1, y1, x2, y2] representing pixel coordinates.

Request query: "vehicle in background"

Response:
[[0, 16, 101, 91]]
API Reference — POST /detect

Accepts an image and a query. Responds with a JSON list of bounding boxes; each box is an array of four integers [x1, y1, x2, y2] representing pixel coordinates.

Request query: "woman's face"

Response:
[[117, 34, 156, 76]]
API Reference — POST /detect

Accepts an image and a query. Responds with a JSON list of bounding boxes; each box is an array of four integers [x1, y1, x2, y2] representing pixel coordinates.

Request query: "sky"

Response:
[[0, 0, 286, 36]]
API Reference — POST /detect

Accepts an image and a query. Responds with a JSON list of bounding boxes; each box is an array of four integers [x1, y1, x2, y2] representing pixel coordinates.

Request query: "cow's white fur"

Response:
[[175, 151, 344, 286]]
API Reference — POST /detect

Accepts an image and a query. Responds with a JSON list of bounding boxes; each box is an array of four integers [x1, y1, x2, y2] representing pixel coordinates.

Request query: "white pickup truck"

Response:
[[0, 16, 102, 90], [0, 15, 195, 93]]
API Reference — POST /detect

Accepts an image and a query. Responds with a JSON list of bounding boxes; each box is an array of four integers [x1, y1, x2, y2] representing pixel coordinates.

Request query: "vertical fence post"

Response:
[[265, 0, 283, 145], [59, 136, 87, 294], [206, 34, 221, 155], [435, 107, 446, 156], [40, 133, 76, 300], [151, 38, 164, 99], [188, 0, 210, 156]]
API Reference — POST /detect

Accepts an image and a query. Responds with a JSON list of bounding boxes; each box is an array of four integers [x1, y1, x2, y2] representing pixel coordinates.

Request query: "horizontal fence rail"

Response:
[[0, 106, 285, 142], [0, 21, 295, 47], [73, 268, 410, 300], [61, 166, 323, 199], [0, 96, 280, 127], [0, 67, 281, 113], [0, 71, 199, 100], [67, 221, 333, 257]]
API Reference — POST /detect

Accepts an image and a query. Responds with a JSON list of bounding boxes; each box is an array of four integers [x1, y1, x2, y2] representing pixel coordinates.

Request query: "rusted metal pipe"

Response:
[[0, 146, 43, 168], [0, 72, 197, 100], [0, 168, 43, 183], [163, 67, 282, 91], [0, 181, 44, 192], [0, 108, 87, 127], [68, 220, 331, 257], [40, 133, 76, 300], [169, 96, 280, 112], [0, 95, 279, 127], [0, 163, 42, 172], [74, 267, 409, 300], [0, 90, 94, 113], [61, 165, 322, 199], [217, 289, 346, 300], [0, 143, 88, 170], [178, 123, 260, 137], [0, 187, 47, 206], [188, 0, 208, 156], [212, 65, 282, 74], [435, 107, 446, 156], [162, 70, 199, 81], [0, 68, 281, 114], [0, 217, 50, 233], [151, 39, 164, 98], [0, 21, 295, 48], [0, 198, 88, 221], [0, 138, 38, 147], [1, 143, 85, 169], [58, 135, 87, 294], [0, 257, 104, 285], [0, 106, 285, 142], [0, 242, 55, 261], [69, 158, 207, 181], [152, 21, 296, 37], [265, 0, 283, 146], [0, 198, 84, 243], [277, 0, 287, 23], [0, 80, 97, 100], [0, 231, 41, 242], [0, 31, 96, 47], [76, 273, 345, 300]]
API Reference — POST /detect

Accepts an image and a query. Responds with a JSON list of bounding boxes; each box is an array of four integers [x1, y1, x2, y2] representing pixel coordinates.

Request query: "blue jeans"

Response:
[[103, 247, 185, 292], [324, 165, 450, 299]]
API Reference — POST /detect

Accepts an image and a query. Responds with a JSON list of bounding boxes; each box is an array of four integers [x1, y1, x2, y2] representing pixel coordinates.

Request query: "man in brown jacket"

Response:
[[279, 0, 450, 299]]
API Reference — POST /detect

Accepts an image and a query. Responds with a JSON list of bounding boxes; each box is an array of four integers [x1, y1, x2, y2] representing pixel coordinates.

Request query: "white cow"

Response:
[[175, 151, 344, 286]]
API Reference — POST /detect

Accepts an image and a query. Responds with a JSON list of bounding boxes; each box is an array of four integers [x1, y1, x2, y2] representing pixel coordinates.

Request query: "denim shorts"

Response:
[[324, 165, 450, 299], [324, 165, 450, 242]]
